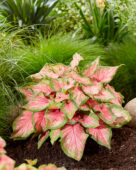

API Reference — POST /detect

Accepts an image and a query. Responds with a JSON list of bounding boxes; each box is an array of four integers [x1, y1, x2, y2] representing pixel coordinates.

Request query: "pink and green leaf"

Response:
[[50, 129, 61, 145], [55, 92, 69, 102], [38, 131, 50, 149], [93, 88, 115, 102], [60, 124, 88, 161], [83, 57, 100, 77], [98, 104, 116, 124], [18, 87, 34, 101], [29, 83, 52, 96], [39, 164, 57, 170], [68, 71, 92, 86], [91, 66, 119, 83], [60, 100, 78, 120], [0, 155, 15, 170], [39, 164, 66, 170], [12, 111, 34, 139], [70, 85, 89, 107], [79, 104, 90, 111], [51, 78, 75, 92], [105, 84, 124, 105], [87, 99, 100, 110], [79, 112, 99, 128], [45, 110, 67, 130], [31, 64, 68, 80], [67, 115, 81, 125], [24, 93, 49, 112], [15, 163, 37, 170], [82, 81, 103, 97], [32, 111, 47, 132], [25, 159, 37, 166], [0, 137, 6, 154], [88, 120, 112, 149], [47, 100, 63, 110], [109, 104, 131, 128], [70, 53, 83, 69]]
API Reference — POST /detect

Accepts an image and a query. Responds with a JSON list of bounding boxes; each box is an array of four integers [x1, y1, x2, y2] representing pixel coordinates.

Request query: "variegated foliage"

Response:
[[12, 53, 131, 161]]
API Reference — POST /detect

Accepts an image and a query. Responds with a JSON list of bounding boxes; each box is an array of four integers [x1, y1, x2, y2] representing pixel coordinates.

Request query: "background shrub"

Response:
[[76, 0, 128, 45], [108, 0, 136, 35], [102, 36, 136, 103], [0, 0, 58, 33]]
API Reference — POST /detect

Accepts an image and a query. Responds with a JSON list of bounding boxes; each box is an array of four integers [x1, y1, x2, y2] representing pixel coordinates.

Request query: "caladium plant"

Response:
[[12, 53, 131, 161], [0, 137, 65, 170]]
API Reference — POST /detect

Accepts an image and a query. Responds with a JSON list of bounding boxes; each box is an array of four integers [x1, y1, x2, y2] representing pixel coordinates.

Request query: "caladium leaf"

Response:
[[109, 104, 131, 128], [105, 84, 124, 106], [50, 129, 61, 145], [79, 112, 99, 128], [51, 78, 75, 92], [25, 159, 37, 166], [83, 57, 100, 77], [47, 100, 62, 110], [67, 115, 81, 125], [70, 53, 83, 69], [68, 71, 92, 86], [29, 83, 52, 96], [55, 92, 69, 102], [70, 85, 89, 107], [39, 164, 66, 170], [39, 164, 57, 170], [38, 131, 49, 149], [0, 155, 15, 170], [24, 93, 49, 112], [0, 137, 6, 154], [15, 163, 37, 170], [31, 64, 68, 80], [45, 110, 67, 130], [87, 99, 100, 110], [12, 111, 34, 139], [93, 88, 115, 102], [18, 87, 33, 101], [88, 120, 112, 149], [82, 81, 103, 97], [61, 124, 88, 161], [91, 66, 119, 83], [32, 111, 47, 132], [60, 100, 78, 120], [98, 104, 116, 124], [79, 104, 90, 111]]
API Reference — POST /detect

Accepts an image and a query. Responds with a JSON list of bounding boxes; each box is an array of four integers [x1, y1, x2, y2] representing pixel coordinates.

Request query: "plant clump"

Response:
[[12, 53, 131, 161]]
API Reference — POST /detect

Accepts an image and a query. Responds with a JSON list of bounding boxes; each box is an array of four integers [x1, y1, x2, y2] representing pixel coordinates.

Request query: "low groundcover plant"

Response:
[[12, 53, 131, 161], [0, 137, 65, 170]]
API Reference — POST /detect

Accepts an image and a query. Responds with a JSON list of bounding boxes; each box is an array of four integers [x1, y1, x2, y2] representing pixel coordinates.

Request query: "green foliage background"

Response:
[[102, 36, 136, 103]]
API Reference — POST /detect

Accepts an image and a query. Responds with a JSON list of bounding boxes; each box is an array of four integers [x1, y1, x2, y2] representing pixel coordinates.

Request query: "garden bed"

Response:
[[6, 126, 136, 170]]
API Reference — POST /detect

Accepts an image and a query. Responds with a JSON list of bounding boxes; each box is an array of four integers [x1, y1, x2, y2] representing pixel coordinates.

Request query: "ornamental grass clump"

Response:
[[12, 54, 131, 161]]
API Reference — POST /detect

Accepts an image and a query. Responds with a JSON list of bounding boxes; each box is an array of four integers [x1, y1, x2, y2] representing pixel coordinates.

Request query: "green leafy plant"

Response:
[[76, 0, 129, 45], [102, 36, 136, 103], [0, 0, 58, 30], [0, 137, 66, 170], [108, 0, 136, 35], [12, 54, 131, 161], [50, 0, 88, 34]]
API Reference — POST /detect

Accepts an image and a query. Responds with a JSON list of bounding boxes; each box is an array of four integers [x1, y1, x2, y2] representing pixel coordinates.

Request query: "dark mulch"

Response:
[[6, 127, 136, 170]]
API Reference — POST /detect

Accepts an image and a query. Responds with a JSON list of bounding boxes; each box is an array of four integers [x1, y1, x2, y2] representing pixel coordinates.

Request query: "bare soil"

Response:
[[6, 127, 136, 170]]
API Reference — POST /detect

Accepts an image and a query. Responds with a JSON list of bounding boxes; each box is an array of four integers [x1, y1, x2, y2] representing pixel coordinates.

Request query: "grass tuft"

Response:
[[102, 36, 136, 103]]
